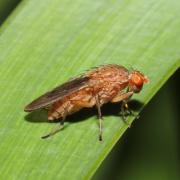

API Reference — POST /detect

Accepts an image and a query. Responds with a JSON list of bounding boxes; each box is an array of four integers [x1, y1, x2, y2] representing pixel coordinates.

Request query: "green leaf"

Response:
[[0, 0, 179, 179]]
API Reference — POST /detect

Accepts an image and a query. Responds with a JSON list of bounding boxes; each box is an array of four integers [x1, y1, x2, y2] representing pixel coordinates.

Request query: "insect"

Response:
[[24, 64, 149, 141]]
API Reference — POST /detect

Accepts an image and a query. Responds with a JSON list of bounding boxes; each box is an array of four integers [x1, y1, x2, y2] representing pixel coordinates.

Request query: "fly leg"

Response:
[[111, 91, 134, 127], [121, 101, 138, 119], [120, 100, 132, 127], [41, 109, 67, 139], [95, 95, 103, 141]]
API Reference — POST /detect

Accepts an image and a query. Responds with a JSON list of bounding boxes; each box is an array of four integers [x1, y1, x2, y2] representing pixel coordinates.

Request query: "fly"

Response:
[[24, 64, 149, 141]]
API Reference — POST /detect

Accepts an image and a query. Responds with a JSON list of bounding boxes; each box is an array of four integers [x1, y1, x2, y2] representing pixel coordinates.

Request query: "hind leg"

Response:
[[41, 108, 67, 139]]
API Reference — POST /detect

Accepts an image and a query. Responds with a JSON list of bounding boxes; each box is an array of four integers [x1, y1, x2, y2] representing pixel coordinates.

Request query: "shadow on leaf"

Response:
[[24, 99, 144, 124]]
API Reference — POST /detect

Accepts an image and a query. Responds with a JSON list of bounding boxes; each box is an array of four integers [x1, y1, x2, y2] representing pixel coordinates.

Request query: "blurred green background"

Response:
[[94, 70, 179, 180]]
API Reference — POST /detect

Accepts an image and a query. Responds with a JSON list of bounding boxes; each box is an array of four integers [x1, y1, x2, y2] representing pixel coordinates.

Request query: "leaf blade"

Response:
[[0, 0, 180, 179]]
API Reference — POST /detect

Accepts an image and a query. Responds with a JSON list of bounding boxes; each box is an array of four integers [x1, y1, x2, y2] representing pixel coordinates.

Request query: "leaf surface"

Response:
[[0, 0, 179, 179]]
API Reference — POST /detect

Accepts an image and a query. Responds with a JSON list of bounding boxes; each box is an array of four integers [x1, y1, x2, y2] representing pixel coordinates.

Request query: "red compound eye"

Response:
[[131, 74, 143, 87]]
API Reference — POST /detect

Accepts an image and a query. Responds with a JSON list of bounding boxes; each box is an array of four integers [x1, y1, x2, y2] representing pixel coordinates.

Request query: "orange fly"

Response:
[[24, 64, 149, 140]]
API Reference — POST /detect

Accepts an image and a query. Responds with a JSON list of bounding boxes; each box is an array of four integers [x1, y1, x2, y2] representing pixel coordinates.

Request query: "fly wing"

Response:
[[24, 76, 90, 112]]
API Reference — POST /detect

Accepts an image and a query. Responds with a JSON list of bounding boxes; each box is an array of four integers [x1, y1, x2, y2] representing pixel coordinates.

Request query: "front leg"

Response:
[[111, 91, 134, 127], [111, 91, 133, 103]]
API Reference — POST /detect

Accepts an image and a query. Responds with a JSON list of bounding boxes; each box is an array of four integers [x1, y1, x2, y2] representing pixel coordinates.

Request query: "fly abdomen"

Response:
[[48, 100, 68, 120]]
